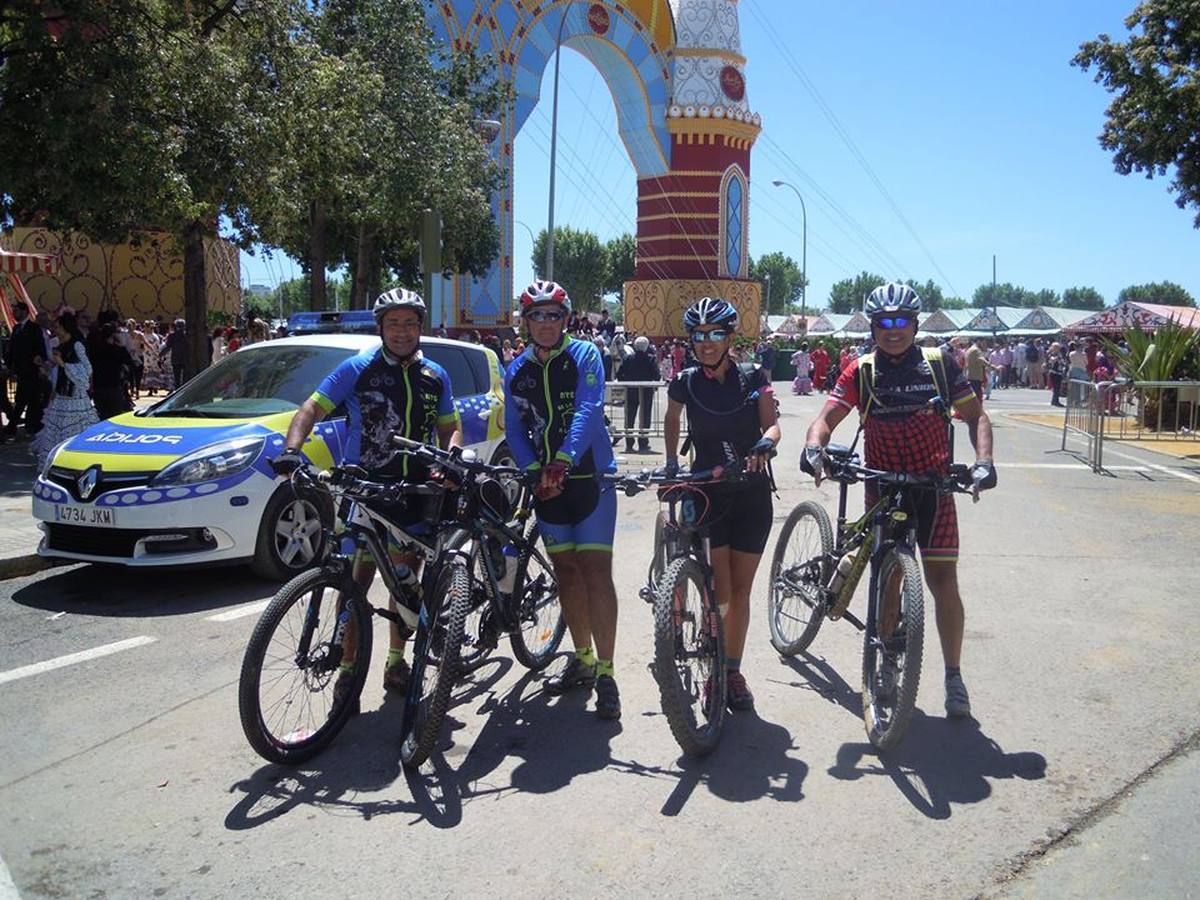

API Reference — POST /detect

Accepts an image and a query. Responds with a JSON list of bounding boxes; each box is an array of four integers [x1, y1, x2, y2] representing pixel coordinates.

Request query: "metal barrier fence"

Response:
[[605, 381, 667, 447], [1061, 378, 1200, 472]]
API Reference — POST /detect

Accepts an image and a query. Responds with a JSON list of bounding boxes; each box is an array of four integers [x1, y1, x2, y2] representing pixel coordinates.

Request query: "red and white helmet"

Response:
[[520, 280, 571, 313]]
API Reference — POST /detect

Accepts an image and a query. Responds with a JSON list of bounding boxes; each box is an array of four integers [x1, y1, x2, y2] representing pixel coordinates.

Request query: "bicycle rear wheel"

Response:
[[654, 556, 726, 757], [459, 542, 498, 670], [862, 546, 924, 751], [767, 501, 833, 656], [239, 568, 371, 765], [509, 535, 564, 670], [401, 557, 469, 768]]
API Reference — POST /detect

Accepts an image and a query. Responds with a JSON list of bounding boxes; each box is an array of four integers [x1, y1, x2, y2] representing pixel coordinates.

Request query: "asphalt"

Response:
[[1, 387, 1199, 899]]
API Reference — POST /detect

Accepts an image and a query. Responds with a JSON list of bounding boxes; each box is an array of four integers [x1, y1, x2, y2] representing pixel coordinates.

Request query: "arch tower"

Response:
[[427, 0, 762, 337]]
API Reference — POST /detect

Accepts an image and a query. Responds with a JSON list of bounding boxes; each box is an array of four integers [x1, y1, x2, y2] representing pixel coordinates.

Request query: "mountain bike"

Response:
[[238, 463, 454, 765], [769, 444, 974, 750], [610, 459, 764, 757]]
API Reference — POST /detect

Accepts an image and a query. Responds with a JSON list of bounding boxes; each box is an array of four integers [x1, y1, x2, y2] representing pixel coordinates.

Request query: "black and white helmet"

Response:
[[864, 282, 921, 317], [372, 288, 426, 323], [683, 296, 739, 330]]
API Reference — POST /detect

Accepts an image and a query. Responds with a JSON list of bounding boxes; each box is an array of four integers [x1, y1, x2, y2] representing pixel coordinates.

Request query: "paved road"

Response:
[[1, 388, 1198, 898]]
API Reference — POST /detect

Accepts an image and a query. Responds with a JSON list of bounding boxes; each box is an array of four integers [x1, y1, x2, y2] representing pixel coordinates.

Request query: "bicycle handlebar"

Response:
[[601, 453, 771, 497], [829, 459, 974, 493], [390, 434, 540, 486]]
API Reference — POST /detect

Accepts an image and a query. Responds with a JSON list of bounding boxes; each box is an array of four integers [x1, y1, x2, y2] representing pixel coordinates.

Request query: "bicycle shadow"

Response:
[[827, 709, 1047, 820], [224, 657, 515, 831], [772, 650, 863, 720]]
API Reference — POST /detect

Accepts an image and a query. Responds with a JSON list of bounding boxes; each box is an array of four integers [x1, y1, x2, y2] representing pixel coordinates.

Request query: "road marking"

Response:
[[0, 636, 156, 687], [206, 600, 269, 622], [1103, 447, 1200, 484], [998, 463, 1147, 471], [0, 850, 19, 900]]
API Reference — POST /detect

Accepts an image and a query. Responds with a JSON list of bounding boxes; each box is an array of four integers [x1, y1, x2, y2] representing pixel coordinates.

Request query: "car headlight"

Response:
[[40, 439, 72, 479], [150, 436, 265, 487]]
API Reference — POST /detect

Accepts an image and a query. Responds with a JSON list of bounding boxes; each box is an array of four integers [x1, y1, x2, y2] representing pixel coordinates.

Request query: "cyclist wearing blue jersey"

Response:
[[505, 281, 621, 719], [661, 297, 781, 711], [273, 289, 462, 699]]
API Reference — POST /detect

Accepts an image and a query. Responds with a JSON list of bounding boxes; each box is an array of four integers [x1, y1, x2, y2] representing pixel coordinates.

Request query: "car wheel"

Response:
[[250, 485, 331, 580], [489, 442, 523, 508]]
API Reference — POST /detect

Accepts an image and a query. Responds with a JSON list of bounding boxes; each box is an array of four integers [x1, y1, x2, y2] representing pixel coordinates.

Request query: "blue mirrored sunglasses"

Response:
[[690, 328, 731, 343], [526, 309, 565, 323], [873, 316, 912, 330]]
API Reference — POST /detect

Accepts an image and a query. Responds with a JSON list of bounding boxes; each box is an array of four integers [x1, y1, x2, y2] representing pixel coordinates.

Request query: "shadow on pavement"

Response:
[[773, 650, 863, 720], [11, 563, 276, 617], [827, 710, 1047, 819], [0, 440, 35, 499]]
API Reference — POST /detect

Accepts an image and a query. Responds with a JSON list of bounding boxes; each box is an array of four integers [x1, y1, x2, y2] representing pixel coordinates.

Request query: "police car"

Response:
[[32, 333, 510, 578]]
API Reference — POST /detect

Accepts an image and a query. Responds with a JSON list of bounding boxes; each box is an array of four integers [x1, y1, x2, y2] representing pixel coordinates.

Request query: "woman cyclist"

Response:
[[660, 297, 781, 710]]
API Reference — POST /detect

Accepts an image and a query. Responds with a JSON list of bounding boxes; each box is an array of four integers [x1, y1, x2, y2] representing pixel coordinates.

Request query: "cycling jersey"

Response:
[[828, 345, 974, 475], [311, 346, 459, 479], [503, 335, 615, 477], [667, 364, 773, 471]]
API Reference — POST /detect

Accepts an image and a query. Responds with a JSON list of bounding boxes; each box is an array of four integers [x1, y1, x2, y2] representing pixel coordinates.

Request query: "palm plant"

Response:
[[1103, 321, 1200, 430]]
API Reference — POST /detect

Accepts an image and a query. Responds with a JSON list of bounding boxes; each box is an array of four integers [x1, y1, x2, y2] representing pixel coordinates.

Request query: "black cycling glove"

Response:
[[271, 449, 305, 477], [971, 460, 997, 492], [749, 436, 776, 457], [800, 444, 826, 476], [653, 457, 680, 479]]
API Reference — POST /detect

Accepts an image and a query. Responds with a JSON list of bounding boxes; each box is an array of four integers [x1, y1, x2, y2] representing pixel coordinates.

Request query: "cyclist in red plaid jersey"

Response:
[[802, 283, 995, 718]]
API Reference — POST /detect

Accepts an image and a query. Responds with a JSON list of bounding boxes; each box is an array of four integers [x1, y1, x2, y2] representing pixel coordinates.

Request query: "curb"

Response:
[[0, 554, 63, 581]]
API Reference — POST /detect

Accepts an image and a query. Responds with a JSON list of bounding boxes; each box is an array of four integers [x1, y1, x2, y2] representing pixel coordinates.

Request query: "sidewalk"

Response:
[[0, 436, 54, 579]]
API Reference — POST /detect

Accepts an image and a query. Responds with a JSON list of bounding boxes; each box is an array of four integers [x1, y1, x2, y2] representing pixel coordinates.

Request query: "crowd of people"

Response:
[[1, 306, 280, 468]]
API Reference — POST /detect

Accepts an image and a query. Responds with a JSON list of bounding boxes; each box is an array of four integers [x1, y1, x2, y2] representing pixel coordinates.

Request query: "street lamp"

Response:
[[771, 180, 807, 321], [545, 6, 570, 281], [764, 272, 772, 317]]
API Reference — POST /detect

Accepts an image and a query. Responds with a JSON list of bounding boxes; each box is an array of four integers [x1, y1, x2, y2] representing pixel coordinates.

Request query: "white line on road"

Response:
[[0, 850, 20, 900], [998, 463, 1147, 471], [1103, 447, 1200, 483], [205, 600, 269, 623], [0, 636, 156, 687]]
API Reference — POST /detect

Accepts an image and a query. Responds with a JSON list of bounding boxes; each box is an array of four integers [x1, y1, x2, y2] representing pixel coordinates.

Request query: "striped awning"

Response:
[[0, 250, 58, 275]]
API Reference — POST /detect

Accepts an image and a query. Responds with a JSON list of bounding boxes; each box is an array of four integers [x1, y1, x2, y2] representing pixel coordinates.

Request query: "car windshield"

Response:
[[144, 345, 357, 418]]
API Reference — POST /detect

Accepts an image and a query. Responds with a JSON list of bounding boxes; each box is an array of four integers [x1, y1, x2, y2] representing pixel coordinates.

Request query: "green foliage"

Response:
[[532, 226, 610, 312], [828, 271, 886, 314], [1103, 320, 1200, 381], [749, 252, 807, 314], [604, 233, 637, 299], [972, 282, 1060, 308], [1073, 1, 1200, 226], [1063, 286, 1107, 310], [1118, 281, 1196, 307]]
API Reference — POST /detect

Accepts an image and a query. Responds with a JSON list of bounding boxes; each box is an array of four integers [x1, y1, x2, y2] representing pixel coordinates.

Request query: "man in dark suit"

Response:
[[8, 303, 48, 435]]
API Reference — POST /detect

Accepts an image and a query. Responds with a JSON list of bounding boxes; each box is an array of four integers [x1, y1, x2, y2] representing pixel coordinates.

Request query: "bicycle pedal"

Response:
[[638, 586, 655, 603]]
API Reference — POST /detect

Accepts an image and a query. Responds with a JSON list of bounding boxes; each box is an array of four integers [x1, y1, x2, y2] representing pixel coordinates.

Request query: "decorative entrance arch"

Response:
[[427, 0, 762, 337]]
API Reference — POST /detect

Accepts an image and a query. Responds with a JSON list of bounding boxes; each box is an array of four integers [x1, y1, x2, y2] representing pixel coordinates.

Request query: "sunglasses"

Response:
[[873, 316, 913, 330], [526, 309, 565, 323], [690, 328, 731, 343]]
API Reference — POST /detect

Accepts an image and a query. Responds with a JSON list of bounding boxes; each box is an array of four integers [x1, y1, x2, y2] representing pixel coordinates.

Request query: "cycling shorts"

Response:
[[702, 477, 773, 556], [865, 483, 958, 563], [536, 479, 617, 554]]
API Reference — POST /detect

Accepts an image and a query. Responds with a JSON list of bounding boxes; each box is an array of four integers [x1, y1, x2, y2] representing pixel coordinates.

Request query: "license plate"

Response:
[[54, 505, 118, 527]]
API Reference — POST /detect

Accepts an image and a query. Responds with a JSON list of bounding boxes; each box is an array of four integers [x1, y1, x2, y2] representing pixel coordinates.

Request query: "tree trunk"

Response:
[[182, 219, 210, 381], [308, 199, 327, 311], [352, 223, 375, 309]]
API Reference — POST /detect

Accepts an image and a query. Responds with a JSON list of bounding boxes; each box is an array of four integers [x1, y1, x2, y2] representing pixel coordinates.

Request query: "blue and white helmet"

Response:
[[373, 287, 426, 323], [864, 282, 921, 317], [683, 296, 739, 330]]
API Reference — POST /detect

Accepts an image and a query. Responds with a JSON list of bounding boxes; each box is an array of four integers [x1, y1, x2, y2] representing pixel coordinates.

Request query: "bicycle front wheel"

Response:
[[239, 568, 371, 765], [400, 557, 469, 769], [767, 501, 833, 656], [654, 556, 726, 757], [509, 535, 565, 670], [862, 546, 925, 751]]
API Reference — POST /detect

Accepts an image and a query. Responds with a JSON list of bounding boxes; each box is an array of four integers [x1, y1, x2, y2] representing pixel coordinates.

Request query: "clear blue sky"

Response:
[[240, 0, 1199, 310]]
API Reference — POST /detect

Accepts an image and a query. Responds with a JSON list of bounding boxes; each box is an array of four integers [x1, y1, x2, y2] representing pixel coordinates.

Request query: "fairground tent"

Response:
[[1063, 301, 1200, 335], [0, 249, 58, 329]]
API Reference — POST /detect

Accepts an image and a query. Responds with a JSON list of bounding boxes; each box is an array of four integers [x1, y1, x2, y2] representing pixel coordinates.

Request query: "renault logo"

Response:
[[77, 465, 100, 501]]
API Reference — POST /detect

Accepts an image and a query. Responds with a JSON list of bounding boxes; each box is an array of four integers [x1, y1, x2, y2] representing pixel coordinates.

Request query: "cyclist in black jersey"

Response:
[[272, 289, 462, 702], [661, 297, 781, 711]]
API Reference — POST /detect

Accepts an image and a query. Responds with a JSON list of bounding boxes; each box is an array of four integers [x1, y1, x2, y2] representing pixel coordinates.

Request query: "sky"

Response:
[[239, 0, 1199, 311]]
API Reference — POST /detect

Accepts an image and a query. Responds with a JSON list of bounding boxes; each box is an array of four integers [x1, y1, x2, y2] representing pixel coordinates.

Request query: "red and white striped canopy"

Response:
[[0, 250, 58, 275]]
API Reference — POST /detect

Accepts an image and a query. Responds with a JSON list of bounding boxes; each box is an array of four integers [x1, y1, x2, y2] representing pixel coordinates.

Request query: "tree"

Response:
[[604, 233, 636, 300], [532, 226, 610, 312], [749, 252, 807, 315], [828, 271, 886, 314], [972, 282, 1050, 308], [1062, 286, 1107, 310], [1118, 281, 1196, 306], [1073, 2, 1200, 226]]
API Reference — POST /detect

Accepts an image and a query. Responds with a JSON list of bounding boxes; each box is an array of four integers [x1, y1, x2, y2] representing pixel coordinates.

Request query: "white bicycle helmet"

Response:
[[863, 282, 921, 317], [372, 288, 426, 323], [519, 280, 572, 313], [682, 296, 739, 330]]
